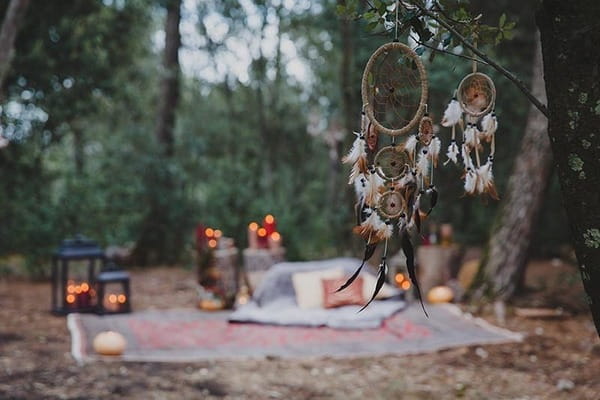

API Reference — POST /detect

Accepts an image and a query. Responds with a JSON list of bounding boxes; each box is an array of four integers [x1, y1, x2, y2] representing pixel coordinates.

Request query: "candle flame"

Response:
[[401, 280, 411, 290], [270, 232, 281, 241], [66, 294, 76, 304], [257, 228, 267, 237], [395, 273, 405, 285], [67, 285, 76, 294], [117, 294, 127, 304], [205, 228, 215, 237], [108, 294, 117, 304], [265, 214, 275, 224], [248, 222, 259, 231], [81, 282, 90, 292], [214, 229, 222, 238], [75, 285, 83, 294], [208, 239, 218, 248]]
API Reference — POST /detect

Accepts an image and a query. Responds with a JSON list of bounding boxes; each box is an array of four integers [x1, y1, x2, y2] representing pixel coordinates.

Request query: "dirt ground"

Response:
[[1, 261, 599, 400]]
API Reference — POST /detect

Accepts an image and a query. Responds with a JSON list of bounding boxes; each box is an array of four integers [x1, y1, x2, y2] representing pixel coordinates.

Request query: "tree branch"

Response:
[[412, 2, 549, 117]]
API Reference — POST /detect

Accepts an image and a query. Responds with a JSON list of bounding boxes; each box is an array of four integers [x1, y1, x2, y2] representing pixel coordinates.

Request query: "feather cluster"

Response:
[[476, 157, 499, 199], [364, 171, 384, 207], [461, 144, 474, 170], [417, 148, 430, 176], [404, 134, 418, 159], [441, 98, 462, 127], [464, 168, 478, 195], [464, 123, 478, 149]]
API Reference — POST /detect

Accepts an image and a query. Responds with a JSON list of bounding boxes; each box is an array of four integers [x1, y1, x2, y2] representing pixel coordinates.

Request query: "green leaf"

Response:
[[499, 13, 506, 28], [366, 21, 379, 32], [503, 30, 515, 40]]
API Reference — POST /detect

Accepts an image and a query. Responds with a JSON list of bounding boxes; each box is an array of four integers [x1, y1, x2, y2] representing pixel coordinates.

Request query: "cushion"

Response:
[[322, 276, 365, 308], [292, 268, 344, 309]]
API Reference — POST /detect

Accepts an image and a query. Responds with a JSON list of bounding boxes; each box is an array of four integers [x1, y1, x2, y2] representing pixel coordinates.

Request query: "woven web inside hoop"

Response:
[[457, 72, 496, 117]]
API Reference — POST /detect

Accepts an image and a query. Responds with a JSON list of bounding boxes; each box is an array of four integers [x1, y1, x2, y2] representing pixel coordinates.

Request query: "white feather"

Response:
[[445, 140, 459, 165], [361, 210, 383, 232], [365, 171, 384, 206], [342, 133, 366, 165], [397, 168, 416, 189], [477, 159, 494, 194], [461, 144, 474, 170], [377, 221, 394, 240], [441, 98, 462, 127], [348, 162, 362, 185], [464, 123, 478, 148], [482, 112, 498, 136], [405, 135, 418, 157], [354, 173, 368, 203], [417, 148, 430, 176], [428, 136, 442, 167], [361, 111, 368, 134], [464, 168, 477, 194]]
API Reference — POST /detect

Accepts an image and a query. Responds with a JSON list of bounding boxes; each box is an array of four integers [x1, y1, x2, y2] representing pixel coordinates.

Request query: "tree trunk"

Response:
[[537, 0, 600, 336], [0, 0, 30, 91], [154, 0, 181, 157], [471, 37, 552, 300]]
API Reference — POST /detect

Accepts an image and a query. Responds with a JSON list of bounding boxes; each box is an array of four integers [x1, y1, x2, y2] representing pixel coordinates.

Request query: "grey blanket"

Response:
[[229, 258, 406, 329]]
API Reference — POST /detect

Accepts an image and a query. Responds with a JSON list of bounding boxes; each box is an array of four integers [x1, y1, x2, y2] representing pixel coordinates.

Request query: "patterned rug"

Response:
[[68, 304, 523, 363]]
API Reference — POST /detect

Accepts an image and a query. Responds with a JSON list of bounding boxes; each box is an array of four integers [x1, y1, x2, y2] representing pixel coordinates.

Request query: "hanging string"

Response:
[[394, 0, 400, 42], [472, 23, 479, 73]]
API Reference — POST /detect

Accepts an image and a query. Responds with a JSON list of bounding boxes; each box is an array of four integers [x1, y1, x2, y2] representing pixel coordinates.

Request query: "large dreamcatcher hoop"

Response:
[[361, 42, 429, 137]]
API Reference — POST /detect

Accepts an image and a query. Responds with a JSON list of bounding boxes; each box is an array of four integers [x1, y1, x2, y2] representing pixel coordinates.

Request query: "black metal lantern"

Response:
[[51, 235, 105, 314], [95, 263, 131, 314]]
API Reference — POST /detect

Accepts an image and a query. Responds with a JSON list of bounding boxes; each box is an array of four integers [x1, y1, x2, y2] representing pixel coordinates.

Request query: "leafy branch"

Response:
[[338, 0, 548, 117]]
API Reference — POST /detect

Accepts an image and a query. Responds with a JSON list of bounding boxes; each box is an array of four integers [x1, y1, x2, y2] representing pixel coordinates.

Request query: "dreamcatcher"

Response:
[[340, 41, 432, 315], [441, 58, 499, 199]]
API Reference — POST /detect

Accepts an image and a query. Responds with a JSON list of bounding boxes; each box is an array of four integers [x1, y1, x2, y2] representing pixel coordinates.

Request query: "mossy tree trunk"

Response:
[[537, 0, 600, 336]]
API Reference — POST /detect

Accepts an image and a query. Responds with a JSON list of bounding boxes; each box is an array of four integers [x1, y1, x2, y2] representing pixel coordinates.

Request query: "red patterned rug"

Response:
[[68, 305, 522, 363]]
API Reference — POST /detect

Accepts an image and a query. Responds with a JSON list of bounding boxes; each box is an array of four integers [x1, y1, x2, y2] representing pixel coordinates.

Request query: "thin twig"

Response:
[[412, 2, 549, 117], [408, 33, 490, 66]]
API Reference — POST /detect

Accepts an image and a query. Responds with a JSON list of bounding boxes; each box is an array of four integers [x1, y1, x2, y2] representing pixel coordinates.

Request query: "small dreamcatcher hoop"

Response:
[[457, 72, 496, 117], [373, 145, 409, 180], [361, 42, 429, 137]]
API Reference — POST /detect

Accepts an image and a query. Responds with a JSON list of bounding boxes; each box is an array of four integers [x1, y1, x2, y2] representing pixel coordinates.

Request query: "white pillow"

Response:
[[292, 268, 344, 309]]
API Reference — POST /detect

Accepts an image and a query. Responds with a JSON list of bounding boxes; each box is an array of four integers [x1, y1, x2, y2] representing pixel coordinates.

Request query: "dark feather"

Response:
[[401, 233, 428, 317], [358, 259, 387, 312], [413, 205, 421, 232], [426, 186, 438, 216], [336, 243, 377, 292]]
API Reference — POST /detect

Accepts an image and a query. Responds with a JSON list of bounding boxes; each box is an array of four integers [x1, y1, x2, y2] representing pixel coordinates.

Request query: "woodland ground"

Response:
[[0, 261, 599, 400]]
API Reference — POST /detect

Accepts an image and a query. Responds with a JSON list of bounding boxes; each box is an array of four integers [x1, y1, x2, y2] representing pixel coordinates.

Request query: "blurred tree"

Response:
[[537, 0, 600, 336], [132, 0, 186, 266], [0, 0, 29, 91], [472, 37, 552, 300]]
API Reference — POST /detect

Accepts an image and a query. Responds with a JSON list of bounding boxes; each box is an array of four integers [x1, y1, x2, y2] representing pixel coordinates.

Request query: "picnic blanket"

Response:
[[229, 258, 405, 329]]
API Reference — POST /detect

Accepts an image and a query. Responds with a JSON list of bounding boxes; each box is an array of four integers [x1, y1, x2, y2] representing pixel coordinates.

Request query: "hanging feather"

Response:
[[441, 97, 462, 127], [359, 257, 388, 312], [364, 170, 384, 206], [336, 242, 377, 293], [425, 185, 438, 216], [444, 140, 459, 165], [354, 173, 368, 205], [464, 167, 478, 195], [342, 132, 367, 165], [461, 144, 474, 170], [411, 191, 423, 233], [428, 136, 442, 167], [477, 157, 500, 200], [397, 167, 416, 190], [479, 111, 498, 143], [397, 213, 407, 234], [464, 123, 478, 149], [417, 148, 430, 176], [348, 158, 368, 185], [404, 134, 418, 159], [359, 209, 384, 240], [376, 220, 394, 242], [401, 232, 428, 317]]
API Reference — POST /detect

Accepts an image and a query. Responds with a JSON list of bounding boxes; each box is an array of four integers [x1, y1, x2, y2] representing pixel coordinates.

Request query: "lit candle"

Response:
[[247, 222, 259, 249], [268, 231, 282, 250], [263, 214, 277, 235], [257, 227, 268, 248]]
